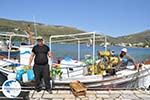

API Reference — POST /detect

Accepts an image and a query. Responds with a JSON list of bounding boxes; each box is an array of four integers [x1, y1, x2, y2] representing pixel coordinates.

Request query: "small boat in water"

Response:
[[0, 40, 20, 59]]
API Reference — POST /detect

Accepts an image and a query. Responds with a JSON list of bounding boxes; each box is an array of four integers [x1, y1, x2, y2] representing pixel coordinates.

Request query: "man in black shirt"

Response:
[[28, 36, 52, 93]]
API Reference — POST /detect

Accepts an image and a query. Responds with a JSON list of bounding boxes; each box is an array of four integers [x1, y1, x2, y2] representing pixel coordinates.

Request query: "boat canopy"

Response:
[[49, 32, 107, 63]]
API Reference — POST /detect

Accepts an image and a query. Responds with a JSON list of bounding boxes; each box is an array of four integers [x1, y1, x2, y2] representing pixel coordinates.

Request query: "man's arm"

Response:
[[28, 52, 35, 69], [126, 55, 138, 69], [126, 55, 136, 65], [48, 51, 52, 58]]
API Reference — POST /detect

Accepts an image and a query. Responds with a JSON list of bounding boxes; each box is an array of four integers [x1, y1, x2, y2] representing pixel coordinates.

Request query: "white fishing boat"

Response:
[[0, 39, 20, 59], [49, 32, 150, 89], [0, 32, 32, 77], [0, 32, 150, 90]]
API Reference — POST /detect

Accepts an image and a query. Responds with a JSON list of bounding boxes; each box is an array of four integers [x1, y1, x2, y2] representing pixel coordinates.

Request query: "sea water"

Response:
[[50, 44, 150, 63]]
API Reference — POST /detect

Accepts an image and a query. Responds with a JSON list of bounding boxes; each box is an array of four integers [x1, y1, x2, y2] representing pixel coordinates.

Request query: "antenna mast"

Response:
[[26, 25, 34, 45], [33, 16, 37, 37]]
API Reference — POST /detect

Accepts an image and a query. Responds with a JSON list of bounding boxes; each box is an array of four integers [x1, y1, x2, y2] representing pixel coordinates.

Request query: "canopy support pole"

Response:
[[78, 40, 80, 61]]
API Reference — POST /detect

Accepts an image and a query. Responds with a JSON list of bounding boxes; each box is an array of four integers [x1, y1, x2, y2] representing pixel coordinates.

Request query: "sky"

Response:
[[0, 0, 150, 37]]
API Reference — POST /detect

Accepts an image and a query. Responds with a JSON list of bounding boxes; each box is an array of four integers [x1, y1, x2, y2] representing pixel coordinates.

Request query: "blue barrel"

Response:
[[27, 70, 35, 81]]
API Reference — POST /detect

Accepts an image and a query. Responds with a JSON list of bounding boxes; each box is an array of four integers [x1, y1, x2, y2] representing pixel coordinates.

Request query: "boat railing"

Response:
[[52, 63, 88, 78]]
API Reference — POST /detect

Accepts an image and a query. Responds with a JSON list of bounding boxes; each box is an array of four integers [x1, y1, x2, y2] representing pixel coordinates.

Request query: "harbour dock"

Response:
[[0, 89, 150, 100]]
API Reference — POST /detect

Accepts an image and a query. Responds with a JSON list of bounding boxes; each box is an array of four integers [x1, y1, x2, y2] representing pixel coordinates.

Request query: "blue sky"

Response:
[[0, 0, 150, 37]]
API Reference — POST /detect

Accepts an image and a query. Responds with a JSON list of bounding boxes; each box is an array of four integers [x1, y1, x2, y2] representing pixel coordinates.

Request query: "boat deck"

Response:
[[0, 89, 150, 100]]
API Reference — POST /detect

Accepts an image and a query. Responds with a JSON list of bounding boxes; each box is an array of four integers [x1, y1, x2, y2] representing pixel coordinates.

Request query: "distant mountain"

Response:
[[0, 18, 85, 40], [114, 30, 150, 43], [0, 18, 150, 46]]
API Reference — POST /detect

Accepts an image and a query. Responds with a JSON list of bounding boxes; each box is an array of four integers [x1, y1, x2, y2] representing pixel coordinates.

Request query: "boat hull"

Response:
[[54, 65, 150, 89], [0, 59, 150, 89], [0, 50, 20, 59]]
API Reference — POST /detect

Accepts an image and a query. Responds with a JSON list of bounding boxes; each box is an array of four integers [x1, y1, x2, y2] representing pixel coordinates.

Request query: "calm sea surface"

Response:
[[51, 44, 150, 63]]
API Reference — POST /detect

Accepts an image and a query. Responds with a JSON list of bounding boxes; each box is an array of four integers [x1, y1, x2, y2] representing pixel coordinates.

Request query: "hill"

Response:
[[0, 18, 150, 47], [115, 30, 150, 43], [112, 30, 150, 47], [0, 18, 85, 41]]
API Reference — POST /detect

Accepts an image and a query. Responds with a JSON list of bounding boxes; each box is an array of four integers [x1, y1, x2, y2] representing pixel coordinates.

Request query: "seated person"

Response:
[[116, 48, 137, 70]]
